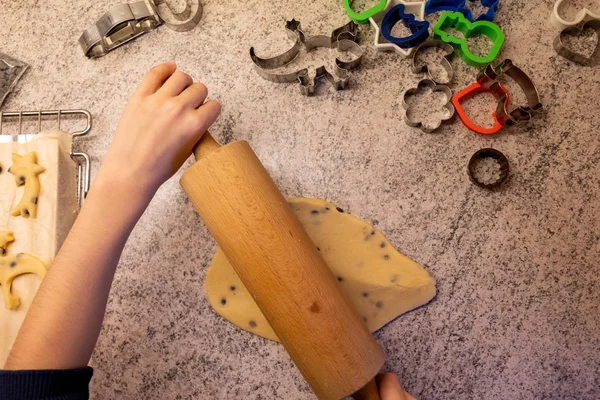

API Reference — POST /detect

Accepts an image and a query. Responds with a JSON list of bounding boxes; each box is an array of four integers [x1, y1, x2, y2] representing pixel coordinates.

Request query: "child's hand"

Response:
[[377, 373, 416, 400], [98, 61, 221, 196]]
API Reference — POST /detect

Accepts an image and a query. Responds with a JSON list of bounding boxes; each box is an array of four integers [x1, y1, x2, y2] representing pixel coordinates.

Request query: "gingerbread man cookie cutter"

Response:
[[550, 0, 600, 30], [249, 20, 363, 96], [369, 0, 428, 58], [553, 20, 600, 66], [402, 79, 455, 133]]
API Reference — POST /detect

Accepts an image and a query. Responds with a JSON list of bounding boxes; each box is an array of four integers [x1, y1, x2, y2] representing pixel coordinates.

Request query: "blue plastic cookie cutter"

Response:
[[381, 4, 430, 49], [425, 0, 500, 22]]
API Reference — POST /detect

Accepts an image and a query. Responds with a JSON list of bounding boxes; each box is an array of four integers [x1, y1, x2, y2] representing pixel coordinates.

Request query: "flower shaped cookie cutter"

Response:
[[425, 0, 501, 22], [402, 79, 455, 133], [369, 0, 428, 58], [550, 0, 600, 30], [249, 20, 364, 96]]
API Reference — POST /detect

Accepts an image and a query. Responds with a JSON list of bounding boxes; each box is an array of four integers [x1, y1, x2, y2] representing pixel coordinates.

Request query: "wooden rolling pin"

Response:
[[180, 133, 385, 400]]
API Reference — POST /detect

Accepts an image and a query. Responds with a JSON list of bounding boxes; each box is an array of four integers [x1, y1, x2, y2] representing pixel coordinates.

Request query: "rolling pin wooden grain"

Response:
[[181, 132, 385, 400]]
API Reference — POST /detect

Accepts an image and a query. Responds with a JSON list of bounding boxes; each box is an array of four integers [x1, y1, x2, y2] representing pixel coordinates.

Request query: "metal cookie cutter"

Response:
[[79, 0, 202, 58], [452, 81, 510, 135], [402, 79, 455, 133], [477, 59, 543, 126], [411, 40, 455, 84], [550, 0, 600, 30], [369, 0, 428, 58], [425, 0, 500, 22], [249, 20, 363, 96], [468, 148, 509, 189], [553, 20, 600, 66]]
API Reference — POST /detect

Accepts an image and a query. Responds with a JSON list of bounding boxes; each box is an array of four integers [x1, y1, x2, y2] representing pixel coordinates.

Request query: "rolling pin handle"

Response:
[[193, 131, 221, 160], [352, 378, 381, 400]]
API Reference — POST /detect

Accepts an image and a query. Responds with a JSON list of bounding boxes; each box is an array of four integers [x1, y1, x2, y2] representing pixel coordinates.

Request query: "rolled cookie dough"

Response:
[[206, 197, 437, 341]]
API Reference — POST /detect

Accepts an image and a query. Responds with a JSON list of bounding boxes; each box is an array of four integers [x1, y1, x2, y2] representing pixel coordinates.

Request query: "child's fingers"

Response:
[[179, 82, 209, 109], [190, 100, 222, 138], [377, 373, 410, 400], [159, 71, 193, 97], [135, 61, 176, 97]]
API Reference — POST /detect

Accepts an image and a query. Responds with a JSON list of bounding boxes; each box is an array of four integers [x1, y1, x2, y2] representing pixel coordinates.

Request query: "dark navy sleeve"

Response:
[[0, 367, 93, 400]]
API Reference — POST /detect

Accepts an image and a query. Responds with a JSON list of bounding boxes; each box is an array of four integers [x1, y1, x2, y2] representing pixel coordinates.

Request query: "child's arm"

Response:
[[4, 61, 221, 370]]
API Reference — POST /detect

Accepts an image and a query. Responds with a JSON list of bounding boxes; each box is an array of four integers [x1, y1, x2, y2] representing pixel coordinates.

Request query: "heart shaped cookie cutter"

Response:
[[550, 0, 600, 30], [553, 20, 600, 66], [452, 81, 510, 135]]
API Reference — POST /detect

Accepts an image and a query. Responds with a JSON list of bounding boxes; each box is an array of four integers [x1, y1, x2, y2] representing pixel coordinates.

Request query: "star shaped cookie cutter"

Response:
[[369, 0, 428, 58], [402, 79, 455, 133], [249, 20, 364, 96], [550, 0, 600, 30]]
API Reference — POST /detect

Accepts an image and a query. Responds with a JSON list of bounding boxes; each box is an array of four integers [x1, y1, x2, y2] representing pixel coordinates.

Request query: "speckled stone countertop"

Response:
[[1, 0, 600, 398]]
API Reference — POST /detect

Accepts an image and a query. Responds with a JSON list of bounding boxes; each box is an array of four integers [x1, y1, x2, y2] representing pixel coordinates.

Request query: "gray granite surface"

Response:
[[1, 0, 600, 398]]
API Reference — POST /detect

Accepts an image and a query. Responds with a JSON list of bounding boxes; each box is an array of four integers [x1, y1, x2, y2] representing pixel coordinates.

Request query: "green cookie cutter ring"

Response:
[[433, 11, 504, 67], [343, 0, 388, 24]]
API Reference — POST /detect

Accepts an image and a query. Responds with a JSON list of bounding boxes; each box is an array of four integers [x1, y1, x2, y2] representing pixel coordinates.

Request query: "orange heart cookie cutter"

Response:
[[452, 81, 510, 135]]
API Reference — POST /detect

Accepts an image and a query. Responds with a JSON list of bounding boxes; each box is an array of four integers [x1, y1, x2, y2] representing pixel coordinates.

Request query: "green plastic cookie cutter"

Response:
[[343, 0, 388, 24], [433, 11, 504, 67]]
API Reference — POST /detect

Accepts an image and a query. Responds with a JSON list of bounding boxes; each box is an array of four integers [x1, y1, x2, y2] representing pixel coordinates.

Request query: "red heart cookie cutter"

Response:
[[452, 81, 510, 135]]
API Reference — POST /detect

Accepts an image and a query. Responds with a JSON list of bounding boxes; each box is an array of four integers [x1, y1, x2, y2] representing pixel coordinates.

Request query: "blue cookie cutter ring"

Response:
[[381, 4, 430, 49], [425, 0, 500, 22]]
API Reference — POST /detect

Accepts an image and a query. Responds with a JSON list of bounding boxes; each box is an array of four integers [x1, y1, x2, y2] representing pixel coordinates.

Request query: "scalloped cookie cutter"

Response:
[[402, 79, 455, 133], [249, 20, 363, 96], [550, 0, 600, 30], [369, 0, 428, 58]]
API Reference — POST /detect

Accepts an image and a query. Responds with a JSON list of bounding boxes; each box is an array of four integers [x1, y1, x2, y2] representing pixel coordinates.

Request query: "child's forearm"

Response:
[[4, 172, 153, 370]]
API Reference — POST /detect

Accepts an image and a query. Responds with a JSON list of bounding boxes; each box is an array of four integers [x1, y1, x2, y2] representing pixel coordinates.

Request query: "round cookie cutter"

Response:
[[468, 148, 509, 189]]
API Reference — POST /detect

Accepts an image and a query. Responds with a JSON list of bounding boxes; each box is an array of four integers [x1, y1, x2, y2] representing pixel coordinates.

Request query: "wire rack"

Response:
[[0, 109, 92, 208]]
